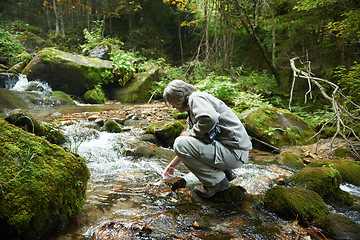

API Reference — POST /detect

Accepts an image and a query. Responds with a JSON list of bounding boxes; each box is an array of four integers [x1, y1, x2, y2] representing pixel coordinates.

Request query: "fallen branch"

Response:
[[290, 57, 360, 160]]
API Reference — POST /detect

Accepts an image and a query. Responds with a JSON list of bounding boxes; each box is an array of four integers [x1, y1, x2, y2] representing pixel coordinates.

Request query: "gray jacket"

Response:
[[187, 91, 252, 151]]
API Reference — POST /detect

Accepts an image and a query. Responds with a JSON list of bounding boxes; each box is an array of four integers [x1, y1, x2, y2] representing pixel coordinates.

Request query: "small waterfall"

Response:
[[11, 74, 52, 92]]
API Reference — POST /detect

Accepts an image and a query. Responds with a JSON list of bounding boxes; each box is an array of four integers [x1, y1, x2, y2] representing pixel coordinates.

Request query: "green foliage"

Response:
[[0, 29, 24, 64], [332, 62, 360, 106], [290, 106, 334, 130], [196, 73, 238, 101], [237, 71, 278, 95], [6, 20, 42, 36], [110, 51, 136, 86], [81, 20, 104, 51]]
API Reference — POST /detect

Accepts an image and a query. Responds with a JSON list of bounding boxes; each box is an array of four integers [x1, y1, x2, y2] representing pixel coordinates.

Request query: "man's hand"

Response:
[[163, 165, 175, 179]]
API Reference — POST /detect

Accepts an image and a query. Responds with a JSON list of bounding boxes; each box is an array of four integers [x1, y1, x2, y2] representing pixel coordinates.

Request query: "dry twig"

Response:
[[290, 57, 360, 159]]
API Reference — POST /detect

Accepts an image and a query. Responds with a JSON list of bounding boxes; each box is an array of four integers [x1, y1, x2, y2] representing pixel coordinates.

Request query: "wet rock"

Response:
[[145, 120, 185, 148], [279, 148, 305, 170], [264, 185, 329, 221], [138, 133, 159, 145], [314, 213, 360, 239], [203, 185, 247, 203], [103, 119, 122, 133], [308, 159, 360, 187], [5, 109, 41, 134], [93, 221, 152, 240], [241, 107, 316, 148], [285, 167, 353, 206], [148, 212, 177, 233], [130, 145, 175, 160], [0, 118, 90, 239]]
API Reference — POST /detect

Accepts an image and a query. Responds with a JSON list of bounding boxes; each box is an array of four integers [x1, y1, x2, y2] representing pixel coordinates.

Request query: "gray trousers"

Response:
[[173, 136, 248, 186]]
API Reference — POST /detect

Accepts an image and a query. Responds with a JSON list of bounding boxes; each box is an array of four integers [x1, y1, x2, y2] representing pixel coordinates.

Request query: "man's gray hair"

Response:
[[163, 79, 196, 107]]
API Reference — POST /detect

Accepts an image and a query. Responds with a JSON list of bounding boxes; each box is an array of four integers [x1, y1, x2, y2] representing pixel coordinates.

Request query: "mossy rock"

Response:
[[314, 213, 360, 239], [279, 149, 305, 171], [16, 31, 43, 53], [145, 121, 185, 148], [0, 118, 90, 239], [241, 107, 316, 148], [83, 87, 107, 104], [49, 91, 76, 106], [172, 110, 188, 120], [333, 147, 353, 158], [285, 167, 353, 206], [38, 122, 67, 145], [308, 160, 360, 187], [108, 68, 160, 103], [103, 119, 122, 133], [264, 185, 329, 221], [22, 47, 113, 96]]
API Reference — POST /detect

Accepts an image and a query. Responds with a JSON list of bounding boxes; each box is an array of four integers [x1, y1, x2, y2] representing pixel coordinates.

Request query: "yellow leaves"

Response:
[[180, 20, 200, 27]]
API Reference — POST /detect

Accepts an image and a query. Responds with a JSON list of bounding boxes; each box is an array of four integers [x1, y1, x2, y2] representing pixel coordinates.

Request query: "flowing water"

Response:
[[29, 107, 358, 240], [2, 76, 360, 239]]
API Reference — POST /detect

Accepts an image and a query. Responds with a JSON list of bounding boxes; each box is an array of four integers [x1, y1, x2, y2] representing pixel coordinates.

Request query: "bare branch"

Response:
[[290, 57, 360, 160]]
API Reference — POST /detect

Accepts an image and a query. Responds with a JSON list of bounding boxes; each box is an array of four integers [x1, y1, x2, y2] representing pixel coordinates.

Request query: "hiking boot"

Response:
[[194, 177, 230, 198], [224, 169, 237, 181]]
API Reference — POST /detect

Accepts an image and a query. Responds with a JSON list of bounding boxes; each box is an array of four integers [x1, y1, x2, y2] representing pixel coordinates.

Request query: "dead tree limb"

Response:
[[290, 57, 360, 160]]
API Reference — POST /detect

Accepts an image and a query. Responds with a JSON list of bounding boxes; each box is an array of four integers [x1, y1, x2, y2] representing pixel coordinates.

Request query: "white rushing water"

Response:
[[11, 74, 52, 92]]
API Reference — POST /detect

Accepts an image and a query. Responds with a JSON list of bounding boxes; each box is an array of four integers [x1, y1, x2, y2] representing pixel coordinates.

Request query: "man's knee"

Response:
[[173, 136, 190, 155]]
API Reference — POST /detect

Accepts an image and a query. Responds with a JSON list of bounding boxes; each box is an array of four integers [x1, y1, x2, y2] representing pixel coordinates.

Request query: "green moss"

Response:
[[264, 185, 329, 221], [333, 147, 353, 158], [0, 118, 90, 239], [279, 151, 305, 170], [145, 121, 185, 148], [83, 86, 107, 104], [286, 167, 353, 206], [103, 119, 122, 133], [308, 160, 360, 186], [51, 91, 76, 106], [243, 107, 316, 147], [38, 122, 66, 145]]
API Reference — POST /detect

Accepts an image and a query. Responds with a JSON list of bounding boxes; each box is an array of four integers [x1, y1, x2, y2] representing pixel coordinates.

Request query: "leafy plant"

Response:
[[196, 73, 239, 102], [332, 62, 360, 106], [0, 28, 24, 64]]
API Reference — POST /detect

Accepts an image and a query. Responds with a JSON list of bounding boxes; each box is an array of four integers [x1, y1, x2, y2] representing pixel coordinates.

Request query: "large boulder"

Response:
[[264, 185, 329, 221], [22, 48, 113, 96], [0, 88, 75, 111], [241, 107, 316, 148], [109, 68, 161, 103], [0, 118, 90, 239]]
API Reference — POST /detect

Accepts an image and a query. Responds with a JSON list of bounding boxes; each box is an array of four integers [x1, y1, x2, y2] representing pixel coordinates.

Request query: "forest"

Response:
[[1, 0, 360, 149]]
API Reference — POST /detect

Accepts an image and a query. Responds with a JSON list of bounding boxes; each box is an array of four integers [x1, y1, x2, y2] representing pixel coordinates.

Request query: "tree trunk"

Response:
[[52, 0, 60, 37], [231, 0, 281, 85]]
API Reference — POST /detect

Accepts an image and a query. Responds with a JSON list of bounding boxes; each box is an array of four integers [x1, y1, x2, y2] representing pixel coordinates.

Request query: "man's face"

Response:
[[170, 99, 187, 113]]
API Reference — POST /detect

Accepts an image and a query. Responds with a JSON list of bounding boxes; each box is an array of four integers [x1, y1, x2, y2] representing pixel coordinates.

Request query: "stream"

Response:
[[2, 76, 360, 239]]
